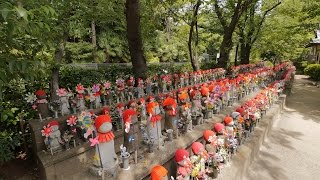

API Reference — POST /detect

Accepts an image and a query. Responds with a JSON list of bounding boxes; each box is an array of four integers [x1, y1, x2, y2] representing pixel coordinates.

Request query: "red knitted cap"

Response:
[[95, 115, 112, 130], [175, 149, 189, 162], [122, 109, 136, 124], [48, 120, 59, 127], [214, 123, 225, 133], [236, 107, 244, 115], [224, 116, 233, 125], [162, 97, 176, 107], [35, 90, 46, 96], [203, 130, 215, 142], [200, 87, 209, 97], [191, 142, 204, 155], [150, 165, 168, 180]]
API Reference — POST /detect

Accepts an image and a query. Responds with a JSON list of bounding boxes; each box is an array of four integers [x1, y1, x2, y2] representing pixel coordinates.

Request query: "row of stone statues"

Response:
[[39, 62, 295, 179], [153, 67, 295, 180], [29, 62, 271, 122]]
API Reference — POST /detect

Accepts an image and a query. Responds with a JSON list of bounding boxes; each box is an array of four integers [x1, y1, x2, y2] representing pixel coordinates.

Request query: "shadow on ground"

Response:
[[264, 128, 303, 150], [285, 76, 320, 124], [244, 125, 304, 180]]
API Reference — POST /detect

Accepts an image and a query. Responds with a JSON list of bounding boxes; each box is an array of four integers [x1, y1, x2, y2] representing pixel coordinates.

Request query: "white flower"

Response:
[[25, 92, 37, 104]]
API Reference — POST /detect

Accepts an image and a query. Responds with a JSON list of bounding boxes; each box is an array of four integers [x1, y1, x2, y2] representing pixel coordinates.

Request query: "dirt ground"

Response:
[[0, 158, 39, 180], [244, 75, 320, 180]]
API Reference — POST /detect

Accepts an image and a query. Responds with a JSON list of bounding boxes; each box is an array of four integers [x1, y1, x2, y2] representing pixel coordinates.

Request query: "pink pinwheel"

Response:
[[67, 115, 77, 126], [137, 78, 144, 87], [103, 81, 111, 89], [56, 88, 68, 97], [32, 104, 37, 110], [116, 78, 125, 91], [41, 126, 52, 137], [89, 136, 99, 146], [116, 78, 124, 86], [84, 128, 93, 139], [76, 84, 85, 94], [92, 84, 101, 93]]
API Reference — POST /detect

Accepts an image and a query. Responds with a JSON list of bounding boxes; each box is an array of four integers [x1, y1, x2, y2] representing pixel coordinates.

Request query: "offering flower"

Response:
[[67, 115, 77, 126], [25, 92, 37, 104], [116, 78, 125, 91], [56, 88, 68, 97], [92, 84, 101, 93], [76, 84, 85, 94], [41, 125, 52, 137], [89, 136, 99, 146], [103, 81, 111, 89]]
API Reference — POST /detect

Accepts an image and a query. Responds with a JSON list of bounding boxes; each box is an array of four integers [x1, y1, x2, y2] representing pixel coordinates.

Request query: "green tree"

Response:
[[0, 1, 56, 99], [238, 0, 281, 64], [213, 0, 256, 68]]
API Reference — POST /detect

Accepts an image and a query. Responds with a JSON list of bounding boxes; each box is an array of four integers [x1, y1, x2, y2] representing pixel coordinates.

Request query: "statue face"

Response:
[[98, 122, 112, 133], [50, 125, 59, 132], [131, 115, 138, 123]]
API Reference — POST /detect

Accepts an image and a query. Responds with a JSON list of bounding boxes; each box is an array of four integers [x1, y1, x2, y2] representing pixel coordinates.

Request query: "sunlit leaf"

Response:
[[1, 8, 10, 21], [15, 6, 27, 20]]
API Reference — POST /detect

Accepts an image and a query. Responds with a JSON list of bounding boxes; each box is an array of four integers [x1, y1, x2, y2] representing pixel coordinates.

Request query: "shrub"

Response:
[[304, 64, 320, 80], [200, 61, 217, 70], [264, 60, 274, 68], [60, 63, 193, 90], [0, 102, 25, 164], [59, 67, 107, 89]]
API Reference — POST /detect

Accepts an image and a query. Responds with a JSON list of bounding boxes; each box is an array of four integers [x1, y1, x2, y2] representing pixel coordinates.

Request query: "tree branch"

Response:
[[247, 3, 255, 44], [252, 1, 281, 43], [213, 0, 227, 30], [159, 0, 191, 26]]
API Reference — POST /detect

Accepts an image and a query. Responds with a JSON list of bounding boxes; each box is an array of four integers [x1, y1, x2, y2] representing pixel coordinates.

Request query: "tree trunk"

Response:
[[240, 43, 251, 65], [50, 41, 65, 102], [234, 43, 239, 66], [218, 31, 233, 68], [188, 0, 201, 71], [214, 0, 254, 69], [125, 0, 148, 79], [91, 20, 98, 62]]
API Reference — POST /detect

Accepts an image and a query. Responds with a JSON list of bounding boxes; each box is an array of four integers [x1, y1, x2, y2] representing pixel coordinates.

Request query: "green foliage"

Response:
[[59, 67, 106, 89], [0, 76, 49, 164], [60, 63, 192, 89], [98, 32, 130, 63], [154, 31, 189, 62], [264, 60, 274, 68], [200, 61, 218, 70], [0, 134, 21, 164], [65, 42, 94, 63], [304, 64, 320, 80], [253, 0, 318, 61], [0, 103, 23, 164], [0, 1, 56, 99]]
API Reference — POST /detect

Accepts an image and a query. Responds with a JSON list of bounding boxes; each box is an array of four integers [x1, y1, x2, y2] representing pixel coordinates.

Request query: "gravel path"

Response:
[[244, 75, 320, 180]]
